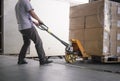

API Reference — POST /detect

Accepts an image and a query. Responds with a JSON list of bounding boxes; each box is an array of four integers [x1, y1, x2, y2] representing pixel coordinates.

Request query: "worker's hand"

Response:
[[33, 21, 40, 27], [38, 20, 44, 25]]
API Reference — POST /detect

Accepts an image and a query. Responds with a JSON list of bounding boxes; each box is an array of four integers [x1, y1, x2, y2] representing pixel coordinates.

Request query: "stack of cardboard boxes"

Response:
[[110, 1, 120, 56], [70, 0, 120, 57]]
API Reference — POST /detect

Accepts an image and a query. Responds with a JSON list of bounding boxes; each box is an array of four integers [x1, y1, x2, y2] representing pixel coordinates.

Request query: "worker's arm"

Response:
[[29, 10, 43, 25]]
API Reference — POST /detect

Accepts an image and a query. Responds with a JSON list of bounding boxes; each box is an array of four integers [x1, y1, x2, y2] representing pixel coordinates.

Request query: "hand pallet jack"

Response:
[[38, 24, 90, 63]]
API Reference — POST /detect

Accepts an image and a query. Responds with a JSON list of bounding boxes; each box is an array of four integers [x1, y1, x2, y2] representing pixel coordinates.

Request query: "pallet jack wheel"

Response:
[[65, 54, 78, 63]]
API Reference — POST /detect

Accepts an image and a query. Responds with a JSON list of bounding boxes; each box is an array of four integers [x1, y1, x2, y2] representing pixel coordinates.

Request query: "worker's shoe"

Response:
[[18, 60, 28, 65], [40, 59, 53, 65]]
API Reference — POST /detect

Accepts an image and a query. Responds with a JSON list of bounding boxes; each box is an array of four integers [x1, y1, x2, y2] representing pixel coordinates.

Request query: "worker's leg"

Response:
[[29, 27, 46, 61], [18, 29, 31, 64], [30, 27, 53, 64], [18, 27, 52, 65]]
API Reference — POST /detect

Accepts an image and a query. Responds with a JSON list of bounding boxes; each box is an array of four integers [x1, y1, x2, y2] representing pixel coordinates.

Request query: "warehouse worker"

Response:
[[15, 0, 53, 65]]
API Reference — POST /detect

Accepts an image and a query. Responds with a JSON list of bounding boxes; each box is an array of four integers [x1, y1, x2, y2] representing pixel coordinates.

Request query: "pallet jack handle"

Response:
[[38, 24, 73, 53]]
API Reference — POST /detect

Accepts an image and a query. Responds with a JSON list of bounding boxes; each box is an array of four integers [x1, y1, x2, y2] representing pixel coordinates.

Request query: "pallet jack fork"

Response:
[[71, 39, 89, 58], [65, 39, 90, 63], [38, 24, 90, 63]]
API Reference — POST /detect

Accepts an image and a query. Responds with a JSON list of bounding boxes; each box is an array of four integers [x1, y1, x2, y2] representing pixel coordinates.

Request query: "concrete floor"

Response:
[[53, 58, 120, 74], [0, 55, 120, 81]]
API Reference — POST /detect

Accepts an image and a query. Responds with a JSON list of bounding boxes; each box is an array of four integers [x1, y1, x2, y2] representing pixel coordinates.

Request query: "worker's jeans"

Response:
[[19, 27, 46, 62]]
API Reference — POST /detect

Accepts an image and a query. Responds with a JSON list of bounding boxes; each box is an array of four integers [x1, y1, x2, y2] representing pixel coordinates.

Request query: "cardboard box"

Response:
[[107, 1, 120, 28], [69, 0, 120, 57], [69, 29, 85, 40], [110, 29, 120, 41], [84, 40, 103, 56], [111, 19, 120, 28], [117, 41, 120, 56], [85, 28, 103, 41], [70, 17, 85, 29], [110, 41, 120, 56], [70, 0, 104, 17], [110, 1, 120, 17], [86, 15, 103, 28]]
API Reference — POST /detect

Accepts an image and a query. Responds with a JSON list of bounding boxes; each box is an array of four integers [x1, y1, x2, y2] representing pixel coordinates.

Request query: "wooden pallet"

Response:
[[103, 56, 120, 63]]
